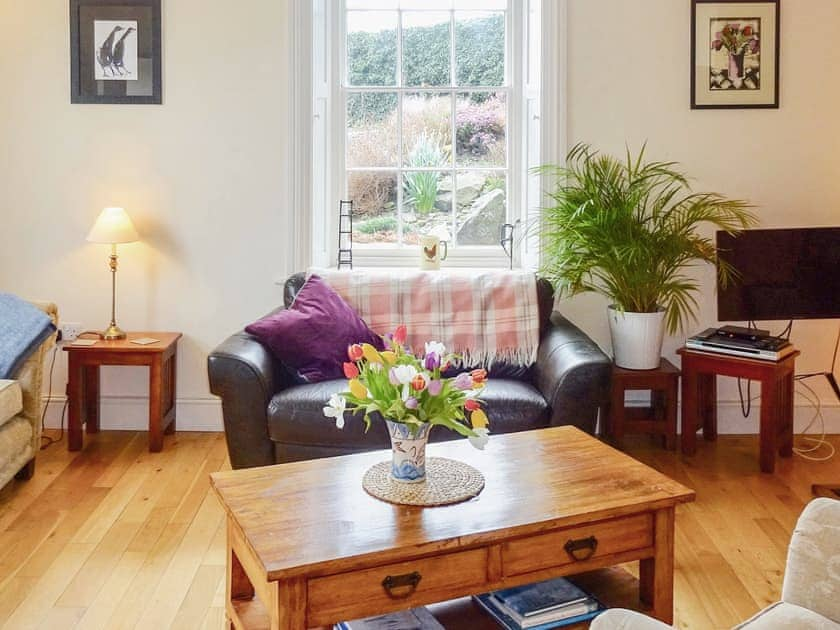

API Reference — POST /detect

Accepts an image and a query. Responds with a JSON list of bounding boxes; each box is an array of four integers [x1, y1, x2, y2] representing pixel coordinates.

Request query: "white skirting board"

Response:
[[41, 396, 223, 431], [40, 396, 839, 435]]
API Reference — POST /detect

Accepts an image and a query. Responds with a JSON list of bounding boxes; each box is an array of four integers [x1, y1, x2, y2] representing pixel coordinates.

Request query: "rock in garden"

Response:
[[456, 189, 505, 245]]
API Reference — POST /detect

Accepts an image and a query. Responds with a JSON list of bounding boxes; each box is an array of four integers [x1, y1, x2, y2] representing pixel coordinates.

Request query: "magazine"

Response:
[[334, 606, 443, 630]]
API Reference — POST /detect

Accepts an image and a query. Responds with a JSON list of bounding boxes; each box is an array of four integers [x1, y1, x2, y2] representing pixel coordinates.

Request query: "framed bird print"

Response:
[[691, 0, 780, 109], [70, 0, 162, 104]]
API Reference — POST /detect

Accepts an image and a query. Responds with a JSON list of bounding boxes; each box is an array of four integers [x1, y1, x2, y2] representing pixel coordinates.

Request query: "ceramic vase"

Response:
[[386, 420, 431, 483]]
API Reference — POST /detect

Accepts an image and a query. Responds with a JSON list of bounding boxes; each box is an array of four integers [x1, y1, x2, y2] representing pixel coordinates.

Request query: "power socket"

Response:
[[60, 322, 84, 342]]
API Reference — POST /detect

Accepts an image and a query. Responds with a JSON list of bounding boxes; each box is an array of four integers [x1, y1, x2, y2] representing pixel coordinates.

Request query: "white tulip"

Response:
[[322, 394, 347, 429]]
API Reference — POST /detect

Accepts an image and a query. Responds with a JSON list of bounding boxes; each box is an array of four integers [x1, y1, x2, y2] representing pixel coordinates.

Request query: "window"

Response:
[[344, 0, 509, 259], [295, 0, 557, 269]]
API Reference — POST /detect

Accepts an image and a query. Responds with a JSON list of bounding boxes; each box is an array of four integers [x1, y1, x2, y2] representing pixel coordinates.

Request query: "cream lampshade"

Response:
[[87, 207, 140, 340]]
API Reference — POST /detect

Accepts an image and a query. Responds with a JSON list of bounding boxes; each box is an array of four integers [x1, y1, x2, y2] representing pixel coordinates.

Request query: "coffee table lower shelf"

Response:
[[225, 507, 678, 630]]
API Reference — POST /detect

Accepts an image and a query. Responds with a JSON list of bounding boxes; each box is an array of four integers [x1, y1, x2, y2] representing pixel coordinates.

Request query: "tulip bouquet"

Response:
[[323, 325, 490, 451], [711, 23, 759, 56]]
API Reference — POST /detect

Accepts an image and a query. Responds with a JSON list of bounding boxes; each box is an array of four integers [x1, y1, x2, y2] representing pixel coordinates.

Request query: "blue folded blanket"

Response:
[[0, 294, 56, 379]]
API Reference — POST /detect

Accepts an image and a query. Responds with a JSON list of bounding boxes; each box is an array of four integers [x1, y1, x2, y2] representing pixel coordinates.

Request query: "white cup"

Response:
[[420, 235, 448, 270]]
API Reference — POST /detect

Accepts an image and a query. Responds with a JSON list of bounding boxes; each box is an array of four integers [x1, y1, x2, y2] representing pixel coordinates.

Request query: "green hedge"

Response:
[[347, 14, 504, 124]]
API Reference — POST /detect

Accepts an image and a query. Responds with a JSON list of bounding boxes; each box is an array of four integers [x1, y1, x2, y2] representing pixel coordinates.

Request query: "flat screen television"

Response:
[[717, 227, 840, 321]]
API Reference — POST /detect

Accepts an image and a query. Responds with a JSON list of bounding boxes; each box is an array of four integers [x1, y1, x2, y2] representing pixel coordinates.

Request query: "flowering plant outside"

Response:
[[322, 325, 490, 450], [711, 23, 759, 56]]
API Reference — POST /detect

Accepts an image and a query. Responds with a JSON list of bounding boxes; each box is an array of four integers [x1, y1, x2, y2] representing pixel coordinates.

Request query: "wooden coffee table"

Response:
[[210, 426, 694, 630]]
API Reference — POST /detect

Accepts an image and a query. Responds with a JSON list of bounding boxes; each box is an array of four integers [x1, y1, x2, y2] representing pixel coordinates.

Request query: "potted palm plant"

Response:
[[538, 144, 757, 369]]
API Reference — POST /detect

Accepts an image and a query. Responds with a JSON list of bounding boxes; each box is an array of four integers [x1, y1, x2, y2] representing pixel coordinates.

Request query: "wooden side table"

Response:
[[607, 359, 680, 450], [677, 347, 800, 474], [63, 332, 182, 452]]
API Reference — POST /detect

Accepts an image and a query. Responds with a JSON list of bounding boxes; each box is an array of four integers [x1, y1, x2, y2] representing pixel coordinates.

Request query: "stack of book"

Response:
[[474, 576, 604, 629], [334, 606, 444, 630]]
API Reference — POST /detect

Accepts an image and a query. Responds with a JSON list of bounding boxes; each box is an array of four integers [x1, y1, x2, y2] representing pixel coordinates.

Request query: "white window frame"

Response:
[[287, 0, 565, 273]]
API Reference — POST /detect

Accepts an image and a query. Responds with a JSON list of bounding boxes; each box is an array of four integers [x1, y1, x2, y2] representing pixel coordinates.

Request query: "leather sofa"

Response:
[[0, 301, 58, 487], [208, 273, 611, 470]]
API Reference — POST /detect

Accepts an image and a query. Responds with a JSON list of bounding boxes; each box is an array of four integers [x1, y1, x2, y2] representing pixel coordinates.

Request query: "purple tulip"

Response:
[[427, 379, 443, 396], [388, 366, 400, 386], [711, 39, 723, 51], [453, 372, 473, 391], [405, 397, 419, 410], [424, 352, 440, 370]]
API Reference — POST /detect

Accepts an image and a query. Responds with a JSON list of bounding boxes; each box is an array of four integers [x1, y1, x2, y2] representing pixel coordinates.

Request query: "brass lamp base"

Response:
[[101, 324, 127, 340]]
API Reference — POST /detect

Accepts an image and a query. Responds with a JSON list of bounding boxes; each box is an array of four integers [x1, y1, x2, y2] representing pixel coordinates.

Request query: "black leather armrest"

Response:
[[208, 330, 290, 469], [533, 312, 611, 434]]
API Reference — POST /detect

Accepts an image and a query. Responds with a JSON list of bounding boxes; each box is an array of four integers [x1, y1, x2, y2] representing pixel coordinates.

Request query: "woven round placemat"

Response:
[[362, 457, 485, 507]]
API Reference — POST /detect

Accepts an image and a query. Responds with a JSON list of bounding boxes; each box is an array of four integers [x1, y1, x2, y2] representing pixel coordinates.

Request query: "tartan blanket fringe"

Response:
[[311, 268, 541, 369]]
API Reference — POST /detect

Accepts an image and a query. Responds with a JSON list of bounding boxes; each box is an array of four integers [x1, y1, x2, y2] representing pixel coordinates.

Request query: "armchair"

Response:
[[591, 498, 840, 629]]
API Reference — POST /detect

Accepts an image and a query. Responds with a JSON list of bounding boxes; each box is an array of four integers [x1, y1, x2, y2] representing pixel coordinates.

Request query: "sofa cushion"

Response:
[[267, 378, 551, 450], [0, 380, 23, 428], [245, 274, 384, 383], [735, 601, 840, 629]]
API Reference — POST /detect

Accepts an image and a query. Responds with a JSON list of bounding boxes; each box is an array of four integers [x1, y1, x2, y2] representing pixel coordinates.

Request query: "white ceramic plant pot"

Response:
[[607, 306, 666, 370]]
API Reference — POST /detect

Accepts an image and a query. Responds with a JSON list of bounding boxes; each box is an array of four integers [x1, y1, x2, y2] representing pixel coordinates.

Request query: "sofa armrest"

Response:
[[17, 301, 59, 452], [533, 312, 611, 434], [590, 609, 674, 630], [208, 330, 290, 469]]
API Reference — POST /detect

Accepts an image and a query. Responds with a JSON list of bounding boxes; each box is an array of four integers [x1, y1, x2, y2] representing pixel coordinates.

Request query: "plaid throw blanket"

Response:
[[312, 268, 540, 369]]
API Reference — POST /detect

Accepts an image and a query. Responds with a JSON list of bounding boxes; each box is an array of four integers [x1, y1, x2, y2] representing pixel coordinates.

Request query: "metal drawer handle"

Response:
[[564, 535, 598, 561], [381, 571, 422, 599]]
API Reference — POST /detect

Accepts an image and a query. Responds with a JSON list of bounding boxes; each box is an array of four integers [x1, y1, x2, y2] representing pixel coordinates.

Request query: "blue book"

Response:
[[493, 577, 591, 617], [474, 592, 604, 630]]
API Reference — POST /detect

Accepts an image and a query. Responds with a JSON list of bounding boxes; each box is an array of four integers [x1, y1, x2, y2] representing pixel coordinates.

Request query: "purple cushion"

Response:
[[245, 274, 384, 383]]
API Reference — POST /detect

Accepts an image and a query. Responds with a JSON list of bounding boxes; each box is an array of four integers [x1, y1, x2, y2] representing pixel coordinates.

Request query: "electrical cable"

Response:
[[39, 345, 62, 449], [791, 377, 835, 461], [733, 320, 835, 460]]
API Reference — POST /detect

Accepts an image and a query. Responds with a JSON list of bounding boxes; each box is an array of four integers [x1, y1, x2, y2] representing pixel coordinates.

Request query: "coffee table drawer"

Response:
[[307, 548, 488, 626], [503, 513, 654, 577]]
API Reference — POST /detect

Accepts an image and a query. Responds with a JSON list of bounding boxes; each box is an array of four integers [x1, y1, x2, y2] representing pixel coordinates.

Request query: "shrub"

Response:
[[356, 215, 398, 234], [456, 96, 505, 158], [404, 133, 446, 214], [348, 172, 396, 216]]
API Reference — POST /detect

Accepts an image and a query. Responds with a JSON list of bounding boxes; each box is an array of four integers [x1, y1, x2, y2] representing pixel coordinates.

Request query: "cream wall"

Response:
[[1, 0, 837, 433], [562, 0, 840, 431], [0, 0, 291, 429]]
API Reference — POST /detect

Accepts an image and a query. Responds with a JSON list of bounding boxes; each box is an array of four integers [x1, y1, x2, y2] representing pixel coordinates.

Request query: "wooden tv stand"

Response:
[[677, 347, 800, 473]]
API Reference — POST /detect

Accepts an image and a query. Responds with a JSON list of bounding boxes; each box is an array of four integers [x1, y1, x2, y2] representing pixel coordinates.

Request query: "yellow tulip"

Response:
[[361, 343, 382, 364], [349, 379, 368, 399], [380, 350, 397, 365], [470, 409, 489, 429]]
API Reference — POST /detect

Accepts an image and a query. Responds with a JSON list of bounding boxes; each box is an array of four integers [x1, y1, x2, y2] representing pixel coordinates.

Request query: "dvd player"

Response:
[[686, 328, 794, 361]]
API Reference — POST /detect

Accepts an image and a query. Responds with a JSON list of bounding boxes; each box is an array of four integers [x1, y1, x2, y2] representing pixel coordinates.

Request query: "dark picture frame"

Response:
[[70, 0, 162, 104], [691, 0, 780, 109]]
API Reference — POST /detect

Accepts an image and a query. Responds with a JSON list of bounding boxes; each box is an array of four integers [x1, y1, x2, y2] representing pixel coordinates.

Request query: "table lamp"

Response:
[[87, 207, 139, 340]]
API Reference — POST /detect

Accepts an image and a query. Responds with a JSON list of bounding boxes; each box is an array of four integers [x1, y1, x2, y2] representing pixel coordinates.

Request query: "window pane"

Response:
[[403, 171, 452, 244], [454, 171, 506, 245], [347, 11, 397, 86], [347, 93, 398, 167], [456, 11, 505, 86], [349, 171, 399, 244], [456, 92, 506, 167], [403, 93, 452, 168], [400, 0, 452, 9], [402, 12, 451, 87], [347, 0, 398, 8], [455, 0, 505, 8]]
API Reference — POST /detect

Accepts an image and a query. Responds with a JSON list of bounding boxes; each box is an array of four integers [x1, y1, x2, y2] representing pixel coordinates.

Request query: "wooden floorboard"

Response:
[[0, 430, 837, 629]]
